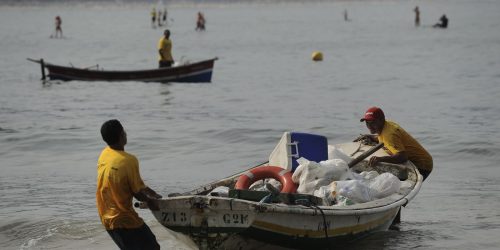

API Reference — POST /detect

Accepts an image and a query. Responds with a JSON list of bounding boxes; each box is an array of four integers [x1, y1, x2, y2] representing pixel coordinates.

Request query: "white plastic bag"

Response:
[[293, 157, 351, 194], [335, 180, 374, 203], [313, 185, 334, 205], [360, 171, 379, 180], [368, 173, 401, 199], [292, 157, 322, 184], [334, 172, 401, 203], [319, 159, 351, 181], [328, 145, 352, 163]]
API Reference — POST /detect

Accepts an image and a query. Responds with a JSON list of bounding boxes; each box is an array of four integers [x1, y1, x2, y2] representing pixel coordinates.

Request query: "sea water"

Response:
[[1, 0, 500, 249]]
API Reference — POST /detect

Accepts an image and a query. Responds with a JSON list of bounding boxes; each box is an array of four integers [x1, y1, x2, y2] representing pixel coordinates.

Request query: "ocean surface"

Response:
[[1, 0, 500, 249]]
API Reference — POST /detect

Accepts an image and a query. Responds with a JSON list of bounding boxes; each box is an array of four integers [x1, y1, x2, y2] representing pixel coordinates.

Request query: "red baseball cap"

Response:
[[360, 107, 385, 122]]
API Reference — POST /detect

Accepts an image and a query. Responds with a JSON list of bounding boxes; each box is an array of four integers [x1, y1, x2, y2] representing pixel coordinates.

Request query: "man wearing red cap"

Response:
[[359, 107, 433, 180]]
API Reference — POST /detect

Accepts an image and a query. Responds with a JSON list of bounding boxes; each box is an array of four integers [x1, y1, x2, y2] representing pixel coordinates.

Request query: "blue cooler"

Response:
[[268, 132, 328, 172]]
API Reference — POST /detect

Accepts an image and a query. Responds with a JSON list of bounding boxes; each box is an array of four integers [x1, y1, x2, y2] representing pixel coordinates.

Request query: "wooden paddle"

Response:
[[348, 142, 384, 168]]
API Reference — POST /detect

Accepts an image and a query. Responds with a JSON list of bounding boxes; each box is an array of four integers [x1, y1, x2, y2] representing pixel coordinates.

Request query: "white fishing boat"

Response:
[[142, 132, 423, 249]]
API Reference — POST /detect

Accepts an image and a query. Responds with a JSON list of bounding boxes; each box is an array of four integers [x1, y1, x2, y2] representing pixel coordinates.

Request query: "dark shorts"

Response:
[[159, 61, 172, 68], [107, 223, 160, 250]]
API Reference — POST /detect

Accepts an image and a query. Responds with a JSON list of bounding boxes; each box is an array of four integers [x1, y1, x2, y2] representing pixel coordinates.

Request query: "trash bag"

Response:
[[368, 173, 401, 199], [326, 172, 401, 204], [328, 145, 353, 163], [292, 157, 350, 194], [360, 171, 379, 180], [313, 182, 336, 205], [335, 180, 374, 203]]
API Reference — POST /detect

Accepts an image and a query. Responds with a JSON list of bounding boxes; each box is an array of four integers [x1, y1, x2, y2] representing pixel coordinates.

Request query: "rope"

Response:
[[313, 205, 331, 249], [350, 141, 363, 156], [295, 198, 333, 249]]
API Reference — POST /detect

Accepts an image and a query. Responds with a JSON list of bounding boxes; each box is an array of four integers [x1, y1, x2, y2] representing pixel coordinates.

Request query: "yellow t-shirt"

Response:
[[96, 146, 146, 230], [378, 121, 433, 172], [158, 37, 173, 62]]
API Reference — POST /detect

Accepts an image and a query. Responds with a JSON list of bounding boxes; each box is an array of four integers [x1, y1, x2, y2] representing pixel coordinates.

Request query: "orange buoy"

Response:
[[235, 166, 298, 193]]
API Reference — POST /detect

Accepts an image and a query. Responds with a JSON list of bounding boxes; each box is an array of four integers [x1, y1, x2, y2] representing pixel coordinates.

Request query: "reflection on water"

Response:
[[159, 86, 173, 105]]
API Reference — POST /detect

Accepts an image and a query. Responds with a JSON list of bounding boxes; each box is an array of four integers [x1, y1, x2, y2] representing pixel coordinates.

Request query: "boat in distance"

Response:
[[27, 57, 218, 83], [139, 132, 423, 249]]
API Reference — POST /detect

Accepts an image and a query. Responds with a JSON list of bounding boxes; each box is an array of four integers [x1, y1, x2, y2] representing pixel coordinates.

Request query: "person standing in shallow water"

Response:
[[54, 16, 62, 38], [196, 12, 206, 31], [414, 6, 420, 27], [151, 7, 157, 28], [158, 10, 162, 27], [163, 8, 168, 26], [96, 119, 162, 250], [344, 9, 351, 22], [158, 29, 174, 68]]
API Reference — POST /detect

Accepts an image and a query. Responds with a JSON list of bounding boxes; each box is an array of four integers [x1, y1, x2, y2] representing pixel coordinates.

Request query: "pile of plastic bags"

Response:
[[292, 147, 401, 206]]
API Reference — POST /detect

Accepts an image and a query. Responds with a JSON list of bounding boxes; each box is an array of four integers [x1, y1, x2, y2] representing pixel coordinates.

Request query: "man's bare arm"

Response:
[[134, 187, 161, 210]]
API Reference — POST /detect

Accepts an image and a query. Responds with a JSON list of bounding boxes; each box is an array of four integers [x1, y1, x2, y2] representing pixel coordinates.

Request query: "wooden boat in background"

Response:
[[141, 133, 423, 250], [27, 58, 217, 83]]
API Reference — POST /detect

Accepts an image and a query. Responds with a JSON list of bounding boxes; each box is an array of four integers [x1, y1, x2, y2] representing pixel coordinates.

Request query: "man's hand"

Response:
[[134, 187, 162, 211], [147, 198, 160, 211], [145, 187, 162, 199], [368, 156, 380, 167]]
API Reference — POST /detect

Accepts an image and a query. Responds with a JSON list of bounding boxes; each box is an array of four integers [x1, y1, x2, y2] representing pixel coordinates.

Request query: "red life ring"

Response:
[[235, 166, 298, 193]]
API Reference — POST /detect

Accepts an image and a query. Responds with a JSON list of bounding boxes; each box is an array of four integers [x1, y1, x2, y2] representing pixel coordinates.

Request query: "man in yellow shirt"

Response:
[[158, 29, 173, 68], [97, 119, 162, 249], [359, 107, 433, 180]]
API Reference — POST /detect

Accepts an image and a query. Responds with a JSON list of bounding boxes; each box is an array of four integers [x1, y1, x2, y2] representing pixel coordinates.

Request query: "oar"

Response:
[[348, 142, 384, 168]]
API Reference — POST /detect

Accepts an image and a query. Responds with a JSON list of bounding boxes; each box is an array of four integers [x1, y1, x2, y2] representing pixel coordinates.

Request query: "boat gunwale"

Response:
[[157, 164, 422, 216], [43, 57, 218, 74]]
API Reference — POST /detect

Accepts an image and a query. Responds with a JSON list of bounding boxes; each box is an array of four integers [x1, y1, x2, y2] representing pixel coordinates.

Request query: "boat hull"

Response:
[[42, 58, 217, 83], [239, 209, 397, 249], [152, 193, 406, 249]]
